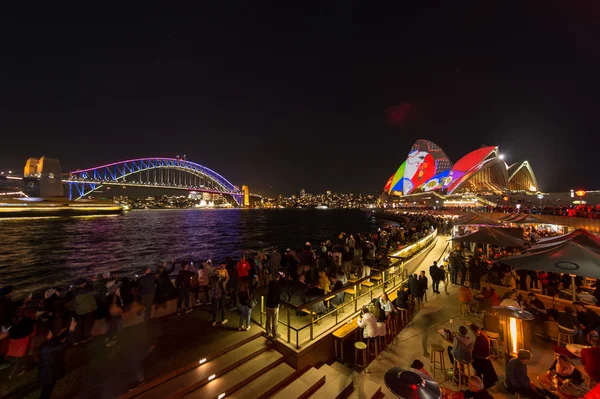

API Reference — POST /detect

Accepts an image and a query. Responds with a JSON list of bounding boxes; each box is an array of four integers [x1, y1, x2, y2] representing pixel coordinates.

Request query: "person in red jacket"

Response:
[[236, 255, 251, 280], [581, 337, 600, 384]]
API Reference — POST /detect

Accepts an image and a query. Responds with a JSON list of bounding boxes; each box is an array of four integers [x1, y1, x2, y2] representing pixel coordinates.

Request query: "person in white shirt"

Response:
[[500, 291, 522, 309], [357, 306, 378, 339]]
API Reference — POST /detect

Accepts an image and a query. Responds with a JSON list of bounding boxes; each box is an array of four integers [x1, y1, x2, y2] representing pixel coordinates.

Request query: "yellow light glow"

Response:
[[509, 317, 518, 355], [529, 186, 536, 191]]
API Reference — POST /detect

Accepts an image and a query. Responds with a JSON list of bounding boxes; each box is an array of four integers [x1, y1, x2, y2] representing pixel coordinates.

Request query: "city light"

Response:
[[498, 154, 505, 160]]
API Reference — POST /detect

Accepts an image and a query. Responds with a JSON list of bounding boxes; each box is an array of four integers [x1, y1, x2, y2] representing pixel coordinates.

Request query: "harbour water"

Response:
[[0, 209, 380, 296]]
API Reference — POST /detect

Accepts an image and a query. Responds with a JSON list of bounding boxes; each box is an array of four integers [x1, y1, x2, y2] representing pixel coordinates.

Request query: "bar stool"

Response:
[[459, 302, 470, 317], [484, 332, 500, 358], [429, 344, 446, 381], [452, 358, 472, 391], [366, 336, 379, 360], [397, 308, 409, 327], [557, 326, 575, 346], [354, 342, 368, 373]]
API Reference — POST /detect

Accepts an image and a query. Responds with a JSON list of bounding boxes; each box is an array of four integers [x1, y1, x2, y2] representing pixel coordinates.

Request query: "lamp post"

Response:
[[493, 306, 535, 375]]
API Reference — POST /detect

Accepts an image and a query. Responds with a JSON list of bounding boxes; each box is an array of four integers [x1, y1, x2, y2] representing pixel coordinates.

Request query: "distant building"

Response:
[[300, 188, 306, 198], [23, 156, 64, 198], [383, 139, 539, 196], [241, 185, 250, 207]]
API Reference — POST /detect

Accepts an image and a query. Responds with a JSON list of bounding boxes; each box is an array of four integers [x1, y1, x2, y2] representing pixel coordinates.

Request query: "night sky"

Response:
[[1, 3, 599, 196]]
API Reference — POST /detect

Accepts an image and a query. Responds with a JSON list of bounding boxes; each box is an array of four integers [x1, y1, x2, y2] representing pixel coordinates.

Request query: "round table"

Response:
[[566, 344, 590, 357], [537, 373, 590, 399]]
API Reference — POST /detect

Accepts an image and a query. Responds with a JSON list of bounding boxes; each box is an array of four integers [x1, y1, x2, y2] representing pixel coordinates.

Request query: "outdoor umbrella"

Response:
[[384, 367, 441, 399], [513, 214, 547, 224], [525, 229, 600, 254], [454, 212, 503, 227], [500, 241, 600, 300], [451, 227, 525, 248]]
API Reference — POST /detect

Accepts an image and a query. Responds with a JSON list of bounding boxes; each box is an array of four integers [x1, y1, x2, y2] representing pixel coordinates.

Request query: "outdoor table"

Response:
[[438, 329, 455, 344], [537, 373, 589, 399], [566, 344, 590, 357], [332, 317, 359, 363]]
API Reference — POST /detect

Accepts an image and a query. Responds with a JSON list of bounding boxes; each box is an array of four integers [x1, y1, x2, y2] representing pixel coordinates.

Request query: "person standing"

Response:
[[236, 255, 251, 281], [265, 272, 282, 340], [197, 262, 211, 305], [237, 280, 253, 331], [175, 263, 195, 315], [429, 261, 440, 294], [469, 324, 498, 389], [210, 274, 228, 326], [105, 281, 123, 348], [37, 319, 77, 399], [72, 278, 97, 344], [269, 248, 282, 279], [137, 267, 156, 322]]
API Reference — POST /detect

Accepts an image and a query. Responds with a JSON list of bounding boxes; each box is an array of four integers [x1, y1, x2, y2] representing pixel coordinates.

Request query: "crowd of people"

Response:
[[0, 213, 443, 397]]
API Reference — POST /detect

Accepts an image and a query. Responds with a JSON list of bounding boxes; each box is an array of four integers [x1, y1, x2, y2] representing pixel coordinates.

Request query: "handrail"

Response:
[[256, 229, 438, 348]]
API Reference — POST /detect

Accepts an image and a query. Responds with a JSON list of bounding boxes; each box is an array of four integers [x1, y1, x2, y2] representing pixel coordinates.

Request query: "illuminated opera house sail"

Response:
[[383, 140, 539, 196]]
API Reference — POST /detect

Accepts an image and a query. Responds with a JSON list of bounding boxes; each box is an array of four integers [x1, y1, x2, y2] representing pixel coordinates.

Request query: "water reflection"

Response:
[[0, 209, 377, 296]]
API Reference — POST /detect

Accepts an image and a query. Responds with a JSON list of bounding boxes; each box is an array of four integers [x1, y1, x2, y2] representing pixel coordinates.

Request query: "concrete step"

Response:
[[308, 364, 353, 399], [185, 349, 284, 399], [329, 362, 381, 399], [268, 367, 326, 399], [226, 362, 295, 399], [134, 336, 270, 399]]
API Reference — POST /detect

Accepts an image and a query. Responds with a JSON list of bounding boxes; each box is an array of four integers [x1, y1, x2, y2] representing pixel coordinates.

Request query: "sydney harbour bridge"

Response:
[[4, 156, 252, 206]]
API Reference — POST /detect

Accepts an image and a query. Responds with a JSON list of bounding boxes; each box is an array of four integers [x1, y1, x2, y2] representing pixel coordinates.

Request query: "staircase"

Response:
[[120, 334, 382, 399]]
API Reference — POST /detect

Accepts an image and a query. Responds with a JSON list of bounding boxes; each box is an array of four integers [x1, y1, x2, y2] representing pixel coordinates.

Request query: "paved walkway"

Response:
[[357, 235, 562, 398], [3, 306, 258, 399]]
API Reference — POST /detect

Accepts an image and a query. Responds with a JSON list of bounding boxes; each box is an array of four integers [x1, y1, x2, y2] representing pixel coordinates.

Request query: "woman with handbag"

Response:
[[238, 281, 253, 331], [105, 281, 123, 348]]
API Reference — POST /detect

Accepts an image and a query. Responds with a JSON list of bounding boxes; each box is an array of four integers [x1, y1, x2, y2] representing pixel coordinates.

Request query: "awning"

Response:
[[454, 212, 503, 226], [525, 229, 600, 254], [452, 226, 525, 247], [500, 241, 600, 279]]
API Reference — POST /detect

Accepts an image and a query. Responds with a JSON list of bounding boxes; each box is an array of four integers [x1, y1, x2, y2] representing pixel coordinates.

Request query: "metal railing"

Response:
[[254, 229, 438, 348]]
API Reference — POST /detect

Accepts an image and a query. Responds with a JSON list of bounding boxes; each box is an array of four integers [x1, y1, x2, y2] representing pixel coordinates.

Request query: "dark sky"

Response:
[[1, 2, 599, 196]]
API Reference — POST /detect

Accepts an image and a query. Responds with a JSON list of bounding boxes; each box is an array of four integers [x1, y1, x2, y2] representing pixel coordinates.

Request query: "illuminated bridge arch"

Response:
[[64, 158, 242, 204]]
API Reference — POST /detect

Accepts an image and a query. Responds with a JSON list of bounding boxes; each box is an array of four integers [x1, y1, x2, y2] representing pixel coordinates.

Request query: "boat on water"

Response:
[[0, 197, 124, 218]]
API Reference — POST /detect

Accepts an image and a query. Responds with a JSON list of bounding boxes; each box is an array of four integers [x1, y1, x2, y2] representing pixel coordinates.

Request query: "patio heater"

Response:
[[493, 306, 535, 375]]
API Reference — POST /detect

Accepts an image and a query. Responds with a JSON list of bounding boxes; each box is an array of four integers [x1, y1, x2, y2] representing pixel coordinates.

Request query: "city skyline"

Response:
[[2, 3, 600, 195]]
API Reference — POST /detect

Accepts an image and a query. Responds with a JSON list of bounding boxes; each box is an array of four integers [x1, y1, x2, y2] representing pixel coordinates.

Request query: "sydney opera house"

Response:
[[382, 139, 539, 199]]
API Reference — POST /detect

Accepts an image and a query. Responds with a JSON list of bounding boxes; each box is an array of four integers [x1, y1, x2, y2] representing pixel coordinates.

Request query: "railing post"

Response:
[[260, 296, 264, 326], [309, 311, 314, 340], [354, 284, 358, 313], [287, 306, 291, 344]]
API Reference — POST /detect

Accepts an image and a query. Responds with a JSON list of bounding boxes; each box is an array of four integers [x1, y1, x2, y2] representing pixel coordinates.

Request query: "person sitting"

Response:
[[458, 281, 478, 311], [373, 301, 387, 339], [462, 376, 493, 399], [395, 284, 410, 309], [506, 350, 546, 399], [580, 337, 600, 384], [500, 291, 522, 309], [318, 270, 331, 293], [379, 292, 396, 317], [357, 306, 378, 340], [447, 325, 474, 365], [329, 275, 345, 311], [482, 309, 501, 339], [305, 282, 327, 315], [575, 302, 600, 337], [547, 354, 584, 385], [525, 292, 547, 320], [557, 306, 581, 340], [410, 359, 430, 377]]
